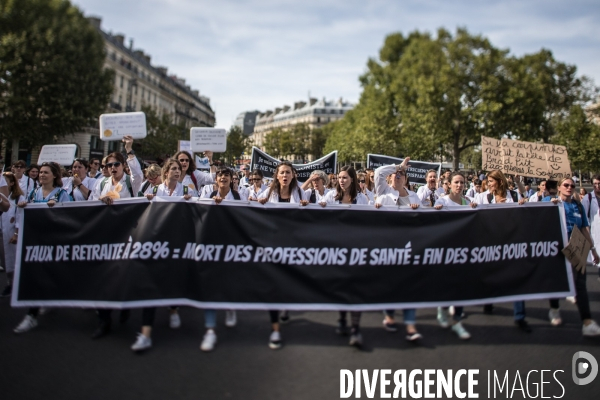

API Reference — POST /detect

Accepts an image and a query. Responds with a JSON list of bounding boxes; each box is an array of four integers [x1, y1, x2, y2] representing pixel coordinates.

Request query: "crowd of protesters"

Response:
[[2, 137, 600, 353]]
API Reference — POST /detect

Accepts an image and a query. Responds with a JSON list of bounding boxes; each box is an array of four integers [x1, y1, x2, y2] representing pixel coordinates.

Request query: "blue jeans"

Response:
[[204, 309, 216, 329], [385, 309, 416, 325], [513, 301, 526, 321]]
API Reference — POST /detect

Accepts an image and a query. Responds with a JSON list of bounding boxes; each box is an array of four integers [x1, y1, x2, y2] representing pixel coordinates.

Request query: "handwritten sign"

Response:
[[190, 128, 227, 152], [178, 140, 191, 152], [562, 225, 591, 273], [37, 145, 77, 166], [99, 112, 147, 141], [481, 136, 571, 179]]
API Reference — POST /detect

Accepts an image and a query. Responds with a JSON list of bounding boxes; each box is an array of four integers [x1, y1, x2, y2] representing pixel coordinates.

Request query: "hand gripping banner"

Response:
[[12, 200, 573, 310]]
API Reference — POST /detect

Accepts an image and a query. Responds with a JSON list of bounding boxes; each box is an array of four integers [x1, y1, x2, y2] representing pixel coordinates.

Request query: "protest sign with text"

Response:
[[99, 112, 147, 141], [367, 154, 441, 185], [190, 128, 227, 152], [250, 147, 337, 181], [37, 145, 78, 166]]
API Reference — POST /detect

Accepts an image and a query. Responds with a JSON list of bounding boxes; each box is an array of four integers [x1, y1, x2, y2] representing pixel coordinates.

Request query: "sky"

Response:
[[73, 0, 600, 130]]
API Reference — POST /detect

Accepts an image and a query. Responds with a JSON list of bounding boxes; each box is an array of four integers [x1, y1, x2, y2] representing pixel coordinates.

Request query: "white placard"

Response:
[[37, 145, 78, 166], [178, 140, 191, 152], [99, 111, 147, 141], [190, 128, 227, 152], [195, 155, 210, 170]]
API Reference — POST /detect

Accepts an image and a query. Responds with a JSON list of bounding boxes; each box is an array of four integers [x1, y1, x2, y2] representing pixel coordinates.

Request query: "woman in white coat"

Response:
[[173, 151, 216, 196], [257, 161, 308, 349], [62, 158, 96, 201], [0, 172, 25, 298]]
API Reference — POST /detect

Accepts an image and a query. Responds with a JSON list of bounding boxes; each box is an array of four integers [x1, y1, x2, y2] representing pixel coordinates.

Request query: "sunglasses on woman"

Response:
[[105, 162, 122, 168]]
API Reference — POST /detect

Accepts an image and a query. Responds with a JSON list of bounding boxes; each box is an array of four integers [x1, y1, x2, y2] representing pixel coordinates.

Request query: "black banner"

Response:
[[13, 200, 572, 310], [367, 154, 442, 185], [250, 147, 337, 181]]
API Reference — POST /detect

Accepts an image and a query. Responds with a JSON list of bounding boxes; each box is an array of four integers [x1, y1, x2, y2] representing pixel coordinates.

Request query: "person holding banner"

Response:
[[248, 170, 268, 200], [416, 170, 445, 207], [145, 160, 192, 200], [197, 167, 243, 351], [433, 172, 477, 340], [474, 170, 532, 332], [373, 159, 420, 208], [257, 161, 308, 349], [14, 162, 72, 334], [91, 136, 143, 204], [137, 164, 163, 196], [544, 177, 600, 336], [318, 166, 368, 347], [62, 159, 96, 201], [301, 170, 331, 204], [173, 151, 216, 196]]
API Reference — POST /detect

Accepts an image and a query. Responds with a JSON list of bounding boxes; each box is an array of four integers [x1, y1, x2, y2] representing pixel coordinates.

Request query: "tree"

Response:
[[216, 125, 252, 166], [0, 0, 114, 146], [552, 105, 600, 173], [324, 28, 595, 170], [137, 105, 186, 161]]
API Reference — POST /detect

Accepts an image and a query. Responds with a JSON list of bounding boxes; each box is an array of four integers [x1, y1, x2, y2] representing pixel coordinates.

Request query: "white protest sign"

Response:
[[37, 145, 77, 166], [190, 128, 227, 152], [99, 111, 147, 141], [178, 140, 191, 152]]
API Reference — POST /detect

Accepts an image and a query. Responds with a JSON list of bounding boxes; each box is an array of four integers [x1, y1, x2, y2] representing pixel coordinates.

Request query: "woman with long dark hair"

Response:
[[13, 162, 72, 333], [62, 158, 96, 201], [319, 166, 368, 347], [172, 150, 216, 196], [257, 161, 308, 349], [474, 170, 532, 332]]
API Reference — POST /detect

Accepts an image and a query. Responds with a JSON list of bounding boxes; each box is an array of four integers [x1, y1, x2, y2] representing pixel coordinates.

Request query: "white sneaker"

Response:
[[131, 333, 152, 352], [38, 307, 49, 315], [269, 330, 282, 349], [169, 313, 181, 329], [548, 309, 562, 326], [225, 310, 237, 328], [437, 307, 449, 328], [200, 330, 217, 351], [566, 296, 576, 304], [14, 315, 38, 333], [451, 322, 471, 340], [582, 321, 600, 337]]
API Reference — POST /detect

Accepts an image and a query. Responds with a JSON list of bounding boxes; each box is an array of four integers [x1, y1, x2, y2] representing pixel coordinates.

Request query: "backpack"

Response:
[[487, 190, 518, 204], [309, 189, 317, 204], [100, 175, 134, 198], [210, 190, 240, 200], [138, 181, 152, 197]]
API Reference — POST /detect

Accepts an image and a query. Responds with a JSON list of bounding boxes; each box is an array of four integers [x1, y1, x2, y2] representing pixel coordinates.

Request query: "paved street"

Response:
[[1, 271, 599, 400]]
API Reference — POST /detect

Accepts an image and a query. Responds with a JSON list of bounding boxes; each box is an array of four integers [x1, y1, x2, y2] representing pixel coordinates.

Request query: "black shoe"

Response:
[[1, 285, 12, 298], [279, 311, 290, 324], [92, 321, 111, 339], [119, 309, 130, 323], [515, 319, 532, 333], [336, 319, 350, 336], [483, 304, 494, 315]]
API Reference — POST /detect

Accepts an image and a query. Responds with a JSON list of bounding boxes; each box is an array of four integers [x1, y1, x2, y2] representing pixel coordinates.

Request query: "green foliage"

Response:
[[263, 123, 324, 161], [216, 125, 253, 166], [552, 105, 600, 173], [325, 27, 595, 170], [136, 105, 186, 160], [0, 0, 114, 144]]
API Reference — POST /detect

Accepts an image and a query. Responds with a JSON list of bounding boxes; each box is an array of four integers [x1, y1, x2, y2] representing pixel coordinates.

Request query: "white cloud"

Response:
[[75, 0, 600, 128]]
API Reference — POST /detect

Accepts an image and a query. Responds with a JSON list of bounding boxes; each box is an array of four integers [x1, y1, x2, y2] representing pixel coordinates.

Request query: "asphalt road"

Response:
[[1, 271, 600, 400]]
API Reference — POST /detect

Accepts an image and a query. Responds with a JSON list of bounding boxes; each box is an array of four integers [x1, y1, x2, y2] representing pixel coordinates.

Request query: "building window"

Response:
[[141, 87, 145, 98], [148, 91, 151, 101], [119, 75, 123, 88], [118, 95, 122, 105]]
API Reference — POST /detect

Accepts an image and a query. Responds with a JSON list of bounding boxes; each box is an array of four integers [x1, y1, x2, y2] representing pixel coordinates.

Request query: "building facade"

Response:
[[251, 97, 353, 151], [233, 111, 260, 135], [6, 16, 215, 165]]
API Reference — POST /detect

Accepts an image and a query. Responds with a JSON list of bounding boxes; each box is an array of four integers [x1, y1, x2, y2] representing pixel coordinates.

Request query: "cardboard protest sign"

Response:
[[99, 112, 147, 141], [190, 128, 227, 152], [562, 225, 591, 274], [37, 145, 77, 166], [481, 136, 571, 179]]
